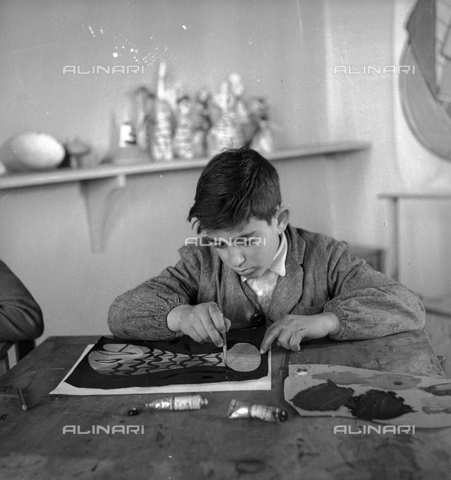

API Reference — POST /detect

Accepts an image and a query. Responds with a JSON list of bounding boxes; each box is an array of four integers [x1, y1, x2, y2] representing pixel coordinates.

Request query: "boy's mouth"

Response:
[[234, 267, 256, 276]]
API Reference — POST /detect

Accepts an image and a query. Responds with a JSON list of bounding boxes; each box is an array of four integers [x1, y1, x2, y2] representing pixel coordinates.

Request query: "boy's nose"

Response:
[[229, 248, 245, 267]]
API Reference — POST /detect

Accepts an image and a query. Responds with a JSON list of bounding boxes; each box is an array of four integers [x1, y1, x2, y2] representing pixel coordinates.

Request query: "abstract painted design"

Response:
[[88, 342, 261, 376], [65, 326, 268, 390]]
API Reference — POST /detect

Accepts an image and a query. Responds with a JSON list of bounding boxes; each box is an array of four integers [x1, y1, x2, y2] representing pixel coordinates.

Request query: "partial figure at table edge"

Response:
[[0, 259, 44, 342]]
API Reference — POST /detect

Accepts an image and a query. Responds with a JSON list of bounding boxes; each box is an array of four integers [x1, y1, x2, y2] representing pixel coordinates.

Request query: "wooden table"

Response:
[[0, 331, 449, 480]]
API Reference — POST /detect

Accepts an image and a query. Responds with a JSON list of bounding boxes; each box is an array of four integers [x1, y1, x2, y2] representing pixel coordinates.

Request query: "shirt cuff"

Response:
[[164, 297, 189, 338], [324, 303, 349, 340]]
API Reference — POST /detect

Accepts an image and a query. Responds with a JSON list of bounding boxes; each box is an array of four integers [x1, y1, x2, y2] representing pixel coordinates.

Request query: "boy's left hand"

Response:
[[259, 312, 340, 354]]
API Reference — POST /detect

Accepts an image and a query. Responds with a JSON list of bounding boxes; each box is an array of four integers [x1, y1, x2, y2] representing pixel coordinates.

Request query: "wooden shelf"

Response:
[[379, 191, 451, 200], [0, 141, 370, 191], [0, 141, 371, 251]]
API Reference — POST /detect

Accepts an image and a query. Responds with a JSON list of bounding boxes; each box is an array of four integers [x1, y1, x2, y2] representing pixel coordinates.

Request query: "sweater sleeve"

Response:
[[0, 260, 44, 342], [323, 240, 426, 341], [108, 245, 204, 341]]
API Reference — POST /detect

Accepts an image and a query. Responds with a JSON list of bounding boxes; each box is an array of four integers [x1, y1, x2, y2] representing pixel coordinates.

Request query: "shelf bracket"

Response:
[[80, 174, 127, 252]]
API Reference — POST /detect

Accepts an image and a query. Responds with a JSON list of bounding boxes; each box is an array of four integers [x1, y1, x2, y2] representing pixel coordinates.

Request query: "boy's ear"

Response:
[[275, 206, 290, 233]]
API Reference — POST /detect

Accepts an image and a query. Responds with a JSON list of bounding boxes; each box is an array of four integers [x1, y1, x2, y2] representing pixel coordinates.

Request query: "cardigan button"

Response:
[[251, 313, 264, 325]]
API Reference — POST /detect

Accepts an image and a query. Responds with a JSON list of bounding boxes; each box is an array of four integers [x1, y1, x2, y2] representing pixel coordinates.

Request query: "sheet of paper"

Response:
[[51, 327, 271, 395]]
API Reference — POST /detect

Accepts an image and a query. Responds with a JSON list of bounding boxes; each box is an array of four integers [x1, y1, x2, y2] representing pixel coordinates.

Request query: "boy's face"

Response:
[[203, 208, 290, 279]]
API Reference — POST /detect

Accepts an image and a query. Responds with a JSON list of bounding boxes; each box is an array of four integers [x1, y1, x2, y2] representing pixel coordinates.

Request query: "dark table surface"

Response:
[[0, 330, 450, 480]]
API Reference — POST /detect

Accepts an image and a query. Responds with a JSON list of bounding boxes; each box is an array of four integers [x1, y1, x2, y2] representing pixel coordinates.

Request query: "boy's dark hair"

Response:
[[188, 147, 282, 233]]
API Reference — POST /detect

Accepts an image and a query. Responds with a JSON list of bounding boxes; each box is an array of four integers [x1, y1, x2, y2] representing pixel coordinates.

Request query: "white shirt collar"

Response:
[[241, 232, 287, 281]]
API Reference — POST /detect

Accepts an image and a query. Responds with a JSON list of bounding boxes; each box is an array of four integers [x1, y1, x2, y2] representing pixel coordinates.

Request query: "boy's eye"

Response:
[[248, 238, 261, 246], [212, 237, 261, 248], [234, 239, 248, 247], [233, 238, 260, 247]]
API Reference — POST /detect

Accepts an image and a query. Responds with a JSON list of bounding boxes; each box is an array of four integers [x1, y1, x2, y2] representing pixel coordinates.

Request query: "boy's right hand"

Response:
[[167, 303, 231, 347]]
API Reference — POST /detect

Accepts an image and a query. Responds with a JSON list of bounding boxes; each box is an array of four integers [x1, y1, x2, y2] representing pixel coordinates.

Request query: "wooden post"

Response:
[[391, 196, 400, 281]]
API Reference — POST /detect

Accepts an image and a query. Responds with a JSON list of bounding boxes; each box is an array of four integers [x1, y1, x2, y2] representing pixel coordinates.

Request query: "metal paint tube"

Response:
[[145, 395, 208, 410], [227, 399, 288, 422]]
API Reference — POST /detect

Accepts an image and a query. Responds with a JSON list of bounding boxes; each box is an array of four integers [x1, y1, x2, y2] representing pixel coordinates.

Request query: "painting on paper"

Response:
[[51, 326, 270, 395]]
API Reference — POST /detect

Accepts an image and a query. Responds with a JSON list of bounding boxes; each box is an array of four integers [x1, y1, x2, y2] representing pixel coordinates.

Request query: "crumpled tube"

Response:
[[227, 399, 288, 422]]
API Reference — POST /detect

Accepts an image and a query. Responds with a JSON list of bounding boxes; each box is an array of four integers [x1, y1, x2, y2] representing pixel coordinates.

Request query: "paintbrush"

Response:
[[16, 387, 27, 411], [216, 268, 227, 369], [222, 331, 227, 367]]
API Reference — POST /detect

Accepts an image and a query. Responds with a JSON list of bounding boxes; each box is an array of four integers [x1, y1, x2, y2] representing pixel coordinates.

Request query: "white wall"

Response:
[[2, 0, 447, 343], [323, 0, 399, 247]]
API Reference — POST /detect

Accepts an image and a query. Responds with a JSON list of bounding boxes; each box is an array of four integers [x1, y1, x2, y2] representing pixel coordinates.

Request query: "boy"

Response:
[[108, 148, 425, 353]]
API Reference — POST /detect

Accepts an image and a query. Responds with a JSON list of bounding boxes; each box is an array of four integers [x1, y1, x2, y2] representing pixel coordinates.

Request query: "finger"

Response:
[[196, 304, 222, 346], [208, 303, 227, 334], [289, 329, 305, 352], [224, 317, 232, 332], [182, 324, 205, 344], [186, 311, 212, 343], [196, 318, 215, 343], [275, 329, 292, 351], [260, 324, 282, 354]]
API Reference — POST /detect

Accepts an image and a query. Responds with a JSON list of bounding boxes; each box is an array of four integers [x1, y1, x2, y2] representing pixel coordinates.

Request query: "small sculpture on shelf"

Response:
[[192, 87, 213, 158], [208, 79, 242, 156], [112, 67, 275, 163], [149, 61, 176, 162], [0, 132, 65, 172], [64, 137, 98, 168], [248, 96, 276, 154], [227, 73, 253, 147], [173, 91, 194, 160], [131, 85, 155, 152], [111, 118, 149, 165]]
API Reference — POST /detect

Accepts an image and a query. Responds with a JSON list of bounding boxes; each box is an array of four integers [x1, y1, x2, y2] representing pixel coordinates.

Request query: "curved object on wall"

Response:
[[400, 0, 451, 160]]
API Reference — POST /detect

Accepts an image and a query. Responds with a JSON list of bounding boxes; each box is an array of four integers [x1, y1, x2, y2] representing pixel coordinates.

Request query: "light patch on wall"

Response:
[[109, 33, 176, 68], [82, 22, 106, 40]]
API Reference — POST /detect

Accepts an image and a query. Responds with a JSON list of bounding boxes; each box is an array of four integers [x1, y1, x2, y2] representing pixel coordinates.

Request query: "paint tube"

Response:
[[227, 399, 288, 422], [145, 395, 208, 411]]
